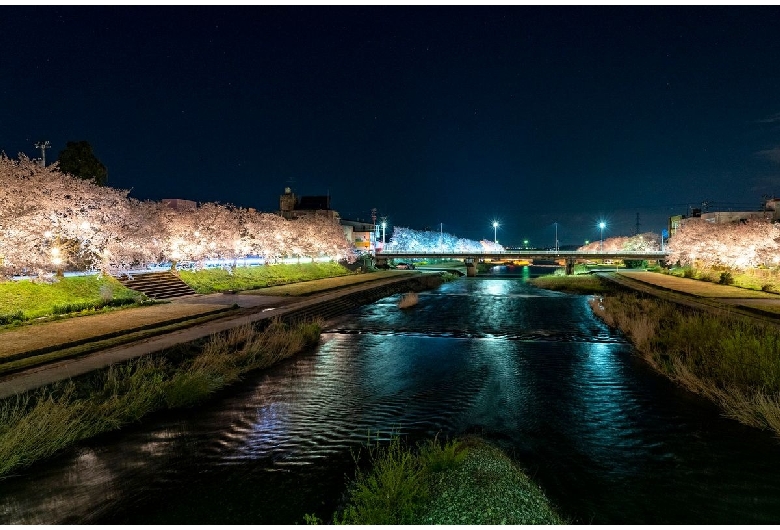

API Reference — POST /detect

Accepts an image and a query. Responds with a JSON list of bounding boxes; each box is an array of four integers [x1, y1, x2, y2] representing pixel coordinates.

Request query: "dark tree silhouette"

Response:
[[57, 141, 108, 186]]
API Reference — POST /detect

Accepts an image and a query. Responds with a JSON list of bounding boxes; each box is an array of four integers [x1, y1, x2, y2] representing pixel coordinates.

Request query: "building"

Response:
[[670, 198, 780, 235], [340, 219, 378, 253], [162, 198, 197, 210], [277, 187, 339, 221]]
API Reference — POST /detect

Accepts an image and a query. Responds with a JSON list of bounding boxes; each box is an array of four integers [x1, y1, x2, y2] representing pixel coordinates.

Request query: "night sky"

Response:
[[2, 6, 780, 247]]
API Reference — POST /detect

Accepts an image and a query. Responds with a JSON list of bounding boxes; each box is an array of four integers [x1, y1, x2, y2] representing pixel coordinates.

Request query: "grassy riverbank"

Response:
[[0, 318, 321, 478], [528, 273, 612, 294], [0, 275, 143, 326], [590, 292, 780, 436], [179, 262, 352, 293], [328, 436, 564, 525]]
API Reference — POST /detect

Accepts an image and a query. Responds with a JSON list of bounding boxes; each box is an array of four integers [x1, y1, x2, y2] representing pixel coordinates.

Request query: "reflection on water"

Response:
[[2, 267, 780, 524]]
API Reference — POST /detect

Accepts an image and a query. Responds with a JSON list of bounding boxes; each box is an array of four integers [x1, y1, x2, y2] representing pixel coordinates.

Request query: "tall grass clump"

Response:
[[337, 436, 432, 525], [333, 435, 563, 525], [590, 292, 780, 436], [397, 292, 419, 309], [0, 318, 322, 478]]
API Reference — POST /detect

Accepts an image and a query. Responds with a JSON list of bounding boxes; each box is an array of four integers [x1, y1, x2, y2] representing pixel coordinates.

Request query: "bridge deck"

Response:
[[376, 250, 667, 260]]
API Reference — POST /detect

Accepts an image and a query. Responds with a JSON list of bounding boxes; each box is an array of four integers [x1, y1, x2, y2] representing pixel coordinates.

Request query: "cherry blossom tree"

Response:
[[578, 232, 661, 253], [388, 226, 504, 253], [0, 154, 355, 279], [666, 219, 780, 270]]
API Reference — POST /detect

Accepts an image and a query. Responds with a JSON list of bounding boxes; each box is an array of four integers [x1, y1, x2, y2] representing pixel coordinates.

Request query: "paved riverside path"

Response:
[[0, 275, 418, 399], [599, 270, 780, 328]]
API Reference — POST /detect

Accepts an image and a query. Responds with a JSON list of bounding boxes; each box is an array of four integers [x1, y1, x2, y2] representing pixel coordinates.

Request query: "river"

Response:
[[2, 266, 780, 524]]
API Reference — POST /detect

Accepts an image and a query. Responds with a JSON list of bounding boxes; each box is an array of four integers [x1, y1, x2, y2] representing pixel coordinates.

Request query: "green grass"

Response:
[[248, 270, 413, 296], [330, 436, 564, 525], [0, 275, 142, 324], [590, 292, 780, 436], [0, 318, 322, 478], [528, 273, 612, 294], [178, 262, 353, 293], [665, 266, 780, 293]]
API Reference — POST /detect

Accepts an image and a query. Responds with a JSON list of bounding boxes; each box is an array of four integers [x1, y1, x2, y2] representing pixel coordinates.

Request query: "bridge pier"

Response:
[[565, 258, 575, 275], [464, 258, 478, 277]]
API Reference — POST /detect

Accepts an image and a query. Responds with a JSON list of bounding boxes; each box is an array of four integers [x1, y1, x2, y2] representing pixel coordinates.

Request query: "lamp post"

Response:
[[492, 221, 499, 244], [381, 221, 386, 246], [599, 221, 606, 252], [554, 222, 558, 253]]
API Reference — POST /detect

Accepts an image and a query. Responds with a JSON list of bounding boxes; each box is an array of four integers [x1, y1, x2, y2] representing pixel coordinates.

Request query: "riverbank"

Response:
[[332, 436, 565, 525], [590, 292, 780, 437], [530, 270, 780, 438], [0, 272, 445, 478]]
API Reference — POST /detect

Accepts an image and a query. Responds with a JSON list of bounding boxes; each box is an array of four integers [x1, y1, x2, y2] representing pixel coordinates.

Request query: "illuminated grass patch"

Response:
[[529, 273, 611, 294], [178, 262, 352, 293]]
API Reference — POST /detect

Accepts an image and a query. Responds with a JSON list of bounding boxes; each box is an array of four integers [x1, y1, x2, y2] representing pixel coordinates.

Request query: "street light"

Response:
[[554, 222, 558, 253], [492, 221, 499, 244], [599, 221, 606, 251], [381, 221, 386, 246]]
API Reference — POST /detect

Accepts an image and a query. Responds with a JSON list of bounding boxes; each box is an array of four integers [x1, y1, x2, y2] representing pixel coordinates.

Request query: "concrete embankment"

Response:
[[0, 273, 442, 399]]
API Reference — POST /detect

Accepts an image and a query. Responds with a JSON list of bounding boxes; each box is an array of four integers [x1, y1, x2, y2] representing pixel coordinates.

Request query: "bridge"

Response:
[[375, 250, 668, 276]]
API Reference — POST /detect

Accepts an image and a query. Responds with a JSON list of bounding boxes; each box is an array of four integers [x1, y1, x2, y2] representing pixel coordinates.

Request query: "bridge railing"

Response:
[[376, 250, 667, 256]]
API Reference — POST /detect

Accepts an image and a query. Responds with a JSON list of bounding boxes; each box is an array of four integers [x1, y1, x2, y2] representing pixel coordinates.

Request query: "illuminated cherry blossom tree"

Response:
[[388, 226, 504, 253], [578, 232, 661, 253], [666, 219, 780, 270], [0, 154, 354, 279]]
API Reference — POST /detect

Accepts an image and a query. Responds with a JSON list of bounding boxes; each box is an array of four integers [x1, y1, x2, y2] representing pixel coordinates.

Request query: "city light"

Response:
[[492, 221, 499, 244]]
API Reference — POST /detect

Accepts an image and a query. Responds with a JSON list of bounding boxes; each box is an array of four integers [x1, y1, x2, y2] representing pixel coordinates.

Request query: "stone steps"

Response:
[[115, 271, 197, 300]]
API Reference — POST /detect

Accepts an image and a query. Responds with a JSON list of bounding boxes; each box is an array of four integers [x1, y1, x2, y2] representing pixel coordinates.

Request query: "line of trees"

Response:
[[664, 218, 780, 270], [0, 155, 354, 279], [577, 219, 780, 271], [388, 226, 504, 253]]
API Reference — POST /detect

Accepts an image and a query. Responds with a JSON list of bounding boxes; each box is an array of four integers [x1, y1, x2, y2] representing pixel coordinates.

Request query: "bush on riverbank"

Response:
[[590, 292, 780, 436], [529, 274, 612, 294], [0, 318, 322, 478], [0, 275, 143, 326], [178, 262, 352, 294], [331, 436, 564, 525]]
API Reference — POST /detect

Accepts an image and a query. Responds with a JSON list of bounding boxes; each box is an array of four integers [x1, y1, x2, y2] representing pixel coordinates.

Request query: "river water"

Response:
[[2, 266, 780, 524]]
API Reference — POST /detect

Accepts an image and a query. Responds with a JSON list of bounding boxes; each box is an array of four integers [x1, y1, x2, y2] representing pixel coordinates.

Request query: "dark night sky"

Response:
[[2, 5, 780, 247]]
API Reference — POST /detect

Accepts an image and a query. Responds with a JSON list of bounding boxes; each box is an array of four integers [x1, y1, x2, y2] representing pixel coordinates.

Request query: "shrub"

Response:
[[682, 267, 696, 278], [762, 283, 777, 293], [337, 437, 431, 525], [719, 271, 735, 285], [0, 310, 25, 325]]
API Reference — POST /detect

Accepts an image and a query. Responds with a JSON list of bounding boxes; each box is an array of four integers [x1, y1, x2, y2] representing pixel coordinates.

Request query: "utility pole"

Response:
[[371, 208, 378, 253], [35, 141, 51, 167]]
